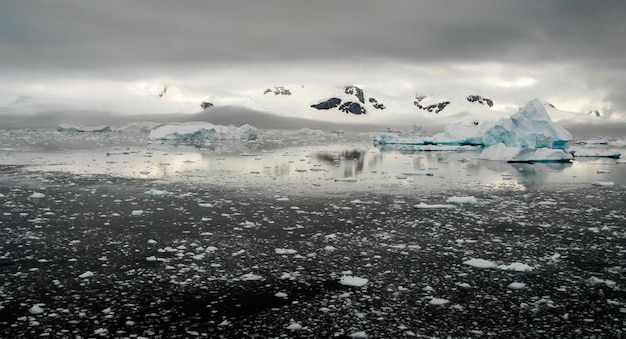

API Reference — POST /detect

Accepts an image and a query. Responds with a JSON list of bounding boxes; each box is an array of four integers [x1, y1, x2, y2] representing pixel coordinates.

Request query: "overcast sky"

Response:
[[1, 0, 626, 124]]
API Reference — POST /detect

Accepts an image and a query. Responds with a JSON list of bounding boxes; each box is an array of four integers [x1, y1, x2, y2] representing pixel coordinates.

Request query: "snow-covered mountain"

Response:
[[199, 85, 508, 125]]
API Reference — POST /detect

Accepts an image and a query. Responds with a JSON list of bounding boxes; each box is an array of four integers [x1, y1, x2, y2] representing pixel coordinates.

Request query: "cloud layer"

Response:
[[2, 1, 626, 122]]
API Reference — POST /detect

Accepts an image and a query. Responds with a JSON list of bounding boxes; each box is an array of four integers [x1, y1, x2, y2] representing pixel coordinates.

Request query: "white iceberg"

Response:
[[477, 143, 573, 163], [377, 99, 573, 149], [149, 122, 258, 143]]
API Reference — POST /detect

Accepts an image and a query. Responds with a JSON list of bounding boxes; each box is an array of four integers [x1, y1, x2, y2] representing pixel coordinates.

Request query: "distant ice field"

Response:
[[0, 129, 625, 196]]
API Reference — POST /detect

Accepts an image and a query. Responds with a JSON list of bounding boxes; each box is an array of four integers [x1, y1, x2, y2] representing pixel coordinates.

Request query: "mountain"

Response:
[[197, 85, 516, 127]]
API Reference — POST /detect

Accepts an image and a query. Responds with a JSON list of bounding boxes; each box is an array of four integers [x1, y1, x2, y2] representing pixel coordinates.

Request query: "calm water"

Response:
[[1, 129, 625, 195]]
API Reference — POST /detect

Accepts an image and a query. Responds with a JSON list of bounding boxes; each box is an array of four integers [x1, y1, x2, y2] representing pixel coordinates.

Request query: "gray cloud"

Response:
[[3, 1, 625, 70], [1, 1, 626, 122]]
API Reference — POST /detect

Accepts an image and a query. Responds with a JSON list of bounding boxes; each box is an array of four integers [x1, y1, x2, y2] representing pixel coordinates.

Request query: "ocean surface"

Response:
[[1, 128, 625, 337]]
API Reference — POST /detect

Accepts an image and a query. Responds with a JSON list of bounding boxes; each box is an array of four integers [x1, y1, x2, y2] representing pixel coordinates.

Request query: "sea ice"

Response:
[[570, 148, 621, 158], [28, 192, 46, 199], [507, 282, 528, 290], [414, 202, 456, 209], [339, 275, 369, 287], [78, 271, 95, 279], [28, 304, 44, 315], [446, 196, 478, 204], [429, 298, 450, 305], [463, 258, 497, 269], [497, 262, 534, 272]]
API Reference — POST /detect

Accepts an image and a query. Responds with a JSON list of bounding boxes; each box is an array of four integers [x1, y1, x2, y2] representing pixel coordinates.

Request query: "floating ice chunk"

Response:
[[571, 148, 621, 158], [334, 177, 358, 182], [275, 248, 297, 255], [507, 282, 528, 290], [463, 258, 497, 269], [446, 196, 478, 205], [414, 202, 456, 209], [339, 275, 368, 287], [478, 143, 572, 162], [28, 304, 44, 315], [144, 189, 171, 196], [29, 192, 46, 199], [78, 271, 95, 279], [401, 171, 434, 176], [231, 249, 246, 256], [130, 210, 144, 216], [145, 256, 158, 261], [93, 328, 108, 335], [274, 292, 288, 298], [497, 262, 534, 272], [240, 273, 263, 281], [286, 322, 303, 330], [592, 181, 615, 186], [349, 331, 368, 338], [429, 298, 450, 305], [147, 239, 157, 244]]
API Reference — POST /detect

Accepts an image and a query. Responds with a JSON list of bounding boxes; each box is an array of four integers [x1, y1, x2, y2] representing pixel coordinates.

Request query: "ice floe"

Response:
[[463, 258, 498, 269], [414, 202, 456, 209], [148, 122, 258, 143], [339, 275, 369, 287]]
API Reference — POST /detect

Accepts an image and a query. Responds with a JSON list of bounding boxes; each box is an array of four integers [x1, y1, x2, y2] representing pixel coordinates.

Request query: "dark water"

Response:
[[0, 129, 625, 337]]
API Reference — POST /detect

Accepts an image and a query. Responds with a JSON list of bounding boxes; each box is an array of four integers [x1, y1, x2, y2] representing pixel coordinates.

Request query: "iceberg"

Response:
[[376, 99, 573, 149], [57, 124, 112, 133], [148, 122, 258, 143]]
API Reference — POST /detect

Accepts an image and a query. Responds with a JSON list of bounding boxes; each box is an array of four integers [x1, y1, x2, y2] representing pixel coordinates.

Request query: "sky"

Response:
[[1, 0, 626, 127]]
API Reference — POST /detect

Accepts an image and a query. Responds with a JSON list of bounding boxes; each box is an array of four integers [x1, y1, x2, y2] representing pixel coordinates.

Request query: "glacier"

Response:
[[376, 99, 573, 149]]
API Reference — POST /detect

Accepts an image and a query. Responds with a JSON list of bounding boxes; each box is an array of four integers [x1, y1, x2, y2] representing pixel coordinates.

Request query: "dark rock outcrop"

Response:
[[339, 102, 366, 115], [311, 98, 342, 110], [200, 101, 214, 110], [467, 95, 494, 107], [414, 95, 450, 114], [264, 86, 292, 96], [369, 97, 385, 110], [344, 86, 365, 104]]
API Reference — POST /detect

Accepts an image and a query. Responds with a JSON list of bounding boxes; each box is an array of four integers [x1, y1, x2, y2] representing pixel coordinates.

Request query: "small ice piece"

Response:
[[339, 275, 368, 287], [401, 171, 434, 176], [446, 196, 478, 205], [274, 292, 288, 298], [275, 248, 298, 255], [130, 210, 144, 216], [287, 322, 303, 330], [239, 273, 263, 281], [414, 202, 456, 209], [28, 304, 44, 315], [147, 239, 157, 244], [592, 181, 615, 186], [596, 169, 610, 174], [145, 256, 158, 261], [429, 298, 450, 306], [507, 282, 527, 290], [334, 177, 358, 182], [29, 192, 46, 199], [349, 331, 368, 338], [231, 249, 245, 256], [497, 262, 534, 272], [78, 271, 95, 279], [144, 189, 171, 196], [463, 258, 497, 269]]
